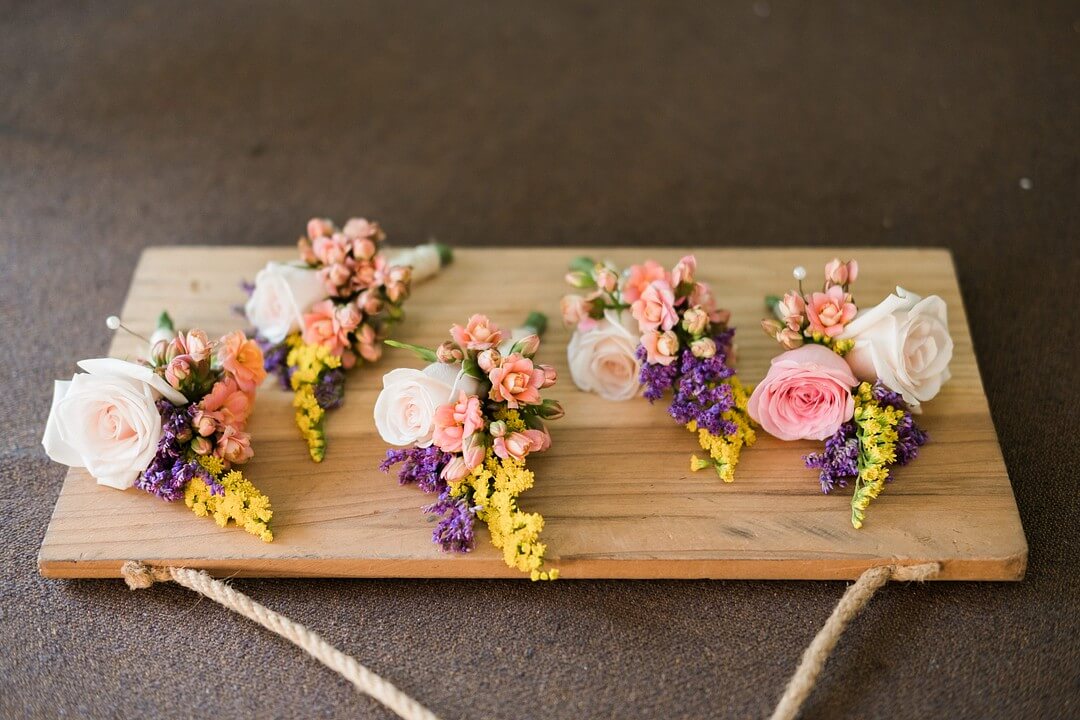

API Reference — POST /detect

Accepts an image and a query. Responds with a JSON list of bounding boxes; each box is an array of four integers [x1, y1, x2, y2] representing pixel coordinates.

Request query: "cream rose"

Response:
[[42, 358, 187, 489], [244, 261, 326, 344], [567, 309, 642, 401], [374, 363, 481, 447], [839, 287, 953, 408]]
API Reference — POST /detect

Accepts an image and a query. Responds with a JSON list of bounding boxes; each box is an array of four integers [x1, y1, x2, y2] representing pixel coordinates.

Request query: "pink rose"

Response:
[[630, 279, 678, 332], [219, 331, 266, 392], [671, 255, 697, 287], [200, 377, 253, 429], [623, 260, 669, 303], [824, 258, 858, 287], [748, 344, 858, 441], [777, 291, 806, 331], [493, 431, 534, 461], [806, 285, 857, 338], [216, 425, 254, 465], [488, 353, 544, 408], [313, 233, 350, 266], [450, 314, 503, 351], [640, 329, 679, 366], [431, 392, 485, 453], [302, 299, 349, 356]]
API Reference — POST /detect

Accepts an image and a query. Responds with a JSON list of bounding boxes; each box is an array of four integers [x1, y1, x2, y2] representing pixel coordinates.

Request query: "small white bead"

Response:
[[1019, 177, 1033, 190], [792, 266, 807, 281], [106, 315, 121, 330]]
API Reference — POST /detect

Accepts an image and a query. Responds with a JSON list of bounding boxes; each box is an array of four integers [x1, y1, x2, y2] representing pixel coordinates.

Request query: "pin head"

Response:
[[106, 315, 121, 330]]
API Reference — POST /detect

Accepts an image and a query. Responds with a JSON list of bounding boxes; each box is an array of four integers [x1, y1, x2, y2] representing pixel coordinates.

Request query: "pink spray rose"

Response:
[[302, 299, 350, 356], [219, 331, 266, 392], [806, 285, 857, 338], [671, 255, 697, 288], [431, 392, 484, 453], [640, 329, 679, 366], [623, 260, 669, 303], [450, 314, 503, 351], [200, 377, 253, 429], [630, 279, 678, 332], [216, 425, 254, 465], [488, 353, 545, 408], [493, 431, 535, 462], [747, 344, 858, 441]]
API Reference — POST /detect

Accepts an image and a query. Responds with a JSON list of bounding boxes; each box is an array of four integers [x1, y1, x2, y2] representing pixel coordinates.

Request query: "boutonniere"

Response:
[[244, 217, 451, 461], [42, 313, 274, 541], [562, 256, 757, 482], [753, 259, 952, 527], [377, 312, 562, 580]]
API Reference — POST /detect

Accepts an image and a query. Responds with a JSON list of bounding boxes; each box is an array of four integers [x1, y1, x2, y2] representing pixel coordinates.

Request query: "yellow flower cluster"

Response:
[[805, 331, 856, 356], [185, 456, 274, 542], [849, 382, 903, 529], [688, 377, 758, 483], [285, 334, 342, 462], [450, 409, 557, 580]]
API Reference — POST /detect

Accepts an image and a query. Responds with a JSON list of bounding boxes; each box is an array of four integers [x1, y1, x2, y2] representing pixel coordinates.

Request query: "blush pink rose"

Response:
[[747, 344, 858, 441], [630, 279, 678, 333], [488, 353, 544, 408], [302, 299, 349, 356], [640, 329, 679, 366], [806, 285, 857, 338]]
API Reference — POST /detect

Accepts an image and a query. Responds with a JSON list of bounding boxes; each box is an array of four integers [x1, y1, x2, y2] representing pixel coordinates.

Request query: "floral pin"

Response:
[[376, 312, 562, 580], [562, 256, 757, 482], [244, 217, 452, 461], [42, 312, 274, 541], [753, 259, 952, 528]]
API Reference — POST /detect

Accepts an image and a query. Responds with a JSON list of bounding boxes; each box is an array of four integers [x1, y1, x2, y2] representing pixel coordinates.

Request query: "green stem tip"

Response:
[[384, 339, 439, 363], [430, 241, 453, 267], [568, 256, 597, 275], [522, 311, 548, 338]]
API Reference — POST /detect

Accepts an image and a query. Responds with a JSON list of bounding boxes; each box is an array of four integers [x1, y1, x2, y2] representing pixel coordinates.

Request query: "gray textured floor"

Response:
[[2, 1, 1078, 718]]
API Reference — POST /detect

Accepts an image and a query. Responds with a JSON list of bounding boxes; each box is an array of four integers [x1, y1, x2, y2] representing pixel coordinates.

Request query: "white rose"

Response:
[[839, 287, 953, 409], [244, 261, 326, 344], [41, 358, 187, 490], [374, 363, 481, 447], [567, 309, 642, 401]]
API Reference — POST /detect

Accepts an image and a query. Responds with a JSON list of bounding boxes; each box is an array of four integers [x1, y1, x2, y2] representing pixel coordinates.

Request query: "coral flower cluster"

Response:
[[377, 313, 562, 580], [563, 256, 756, 482], [246, 217, 451, 461]]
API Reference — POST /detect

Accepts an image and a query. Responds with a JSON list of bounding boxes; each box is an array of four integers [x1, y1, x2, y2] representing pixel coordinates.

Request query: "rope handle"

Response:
[[122, 560, 939, 720], [121, 562, 442, 720]]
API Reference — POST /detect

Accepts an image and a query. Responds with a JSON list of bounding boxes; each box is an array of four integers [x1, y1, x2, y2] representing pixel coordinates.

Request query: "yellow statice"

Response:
[[285, 334, 342, 462], [849, 382, 902, 529], [688, 376, 758, 483], [450, 425, 558, 581], [186, 457, 274, 542]]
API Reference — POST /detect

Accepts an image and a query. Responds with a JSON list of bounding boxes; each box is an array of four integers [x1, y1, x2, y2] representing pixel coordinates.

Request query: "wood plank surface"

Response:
[[38, 247, 1027, 580]]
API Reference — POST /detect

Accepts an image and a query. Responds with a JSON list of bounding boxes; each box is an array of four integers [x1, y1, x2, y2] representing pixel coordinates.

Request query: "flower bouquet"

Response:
[[752, 259, 952, 528], [562, 256, 756, 482], [376, 312, 562, 580], [42, 312, 274, 541], [245, 217, 452, 461]]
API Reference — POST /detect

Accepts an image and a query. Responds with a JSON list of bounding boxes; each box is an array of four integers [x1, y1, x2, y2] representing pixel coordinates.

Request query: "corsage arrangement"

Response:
[[562, 256, 756, 482], [245, 217, 451, 461], [377, 312, 562, 580], [753, 259, 952, 528], [42, 313, 274, 541]]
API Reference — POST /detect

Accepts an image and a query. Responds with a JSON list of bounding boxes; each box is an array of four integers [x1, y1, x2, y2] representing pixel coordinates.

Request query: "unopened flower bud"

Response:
[[776, 327, 805, 350], [761, 318, 784, 337], [489, 420, 508, 438], [564, 270, 595, 289], [193, 411, 216, 437], [539, 364, 557, 388], [656, 331, 679, 358], [537, 399, 565, 420], [436, 341, 464, 364], [164, 356, 191, 389], [298, 236, 319, 265], [690, 337, 717, 358], [594, 267, 619, 293], [682, 306, 709, 336], [511, 333, 541, 357], [150, 339, 169, 365], [477, 348, 502, 373], [190, 435, 213, 455]]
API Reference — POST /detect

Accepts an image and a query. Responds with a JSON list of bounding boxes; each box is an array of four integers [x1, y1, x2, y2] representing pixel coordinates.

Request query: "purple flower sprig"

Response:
[[381, 446, 477, 552], [138, 400, 219, 501]]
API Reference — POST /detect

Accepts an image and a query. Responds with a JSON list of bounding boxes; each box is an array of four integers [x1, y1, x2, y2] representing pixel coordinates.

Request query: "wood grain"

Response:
[[37, 247, 1026, 581]]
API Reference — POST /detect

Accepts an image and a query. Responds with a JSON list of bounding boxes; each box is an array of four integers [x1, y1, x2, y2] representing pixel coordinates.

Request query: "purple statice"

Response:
[[256, 335, 294, 390], [637, 345, 680, 400], [314, 367, 346, 410], [424, 487, 476, 553], [804, 422, 859, 494], [380, 446, 450, 495], [666, 330, 739, 436], [138, 400, 218, 501]]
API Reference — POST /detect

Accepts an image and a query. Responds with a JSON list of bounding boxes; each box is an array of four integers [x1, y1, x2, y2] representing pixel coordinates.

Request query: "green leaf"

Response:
[[568, 256, 597, 275], [521, 311, 548, 338], [156, 310, 175, 332], [384, 339, 438, 363]]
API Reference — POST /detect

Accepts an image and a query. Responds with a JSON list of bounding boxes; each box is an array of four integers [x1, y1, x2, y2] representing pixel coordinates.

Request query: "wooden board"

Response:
[[38, 247, 1027, 581]]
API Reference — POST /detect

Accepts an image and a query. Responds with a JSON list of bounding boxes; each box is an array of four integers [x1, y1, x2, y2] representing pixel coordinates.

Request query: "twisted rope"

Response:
[[121, 562, 442, 720], [769, 562, 940, 720]]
